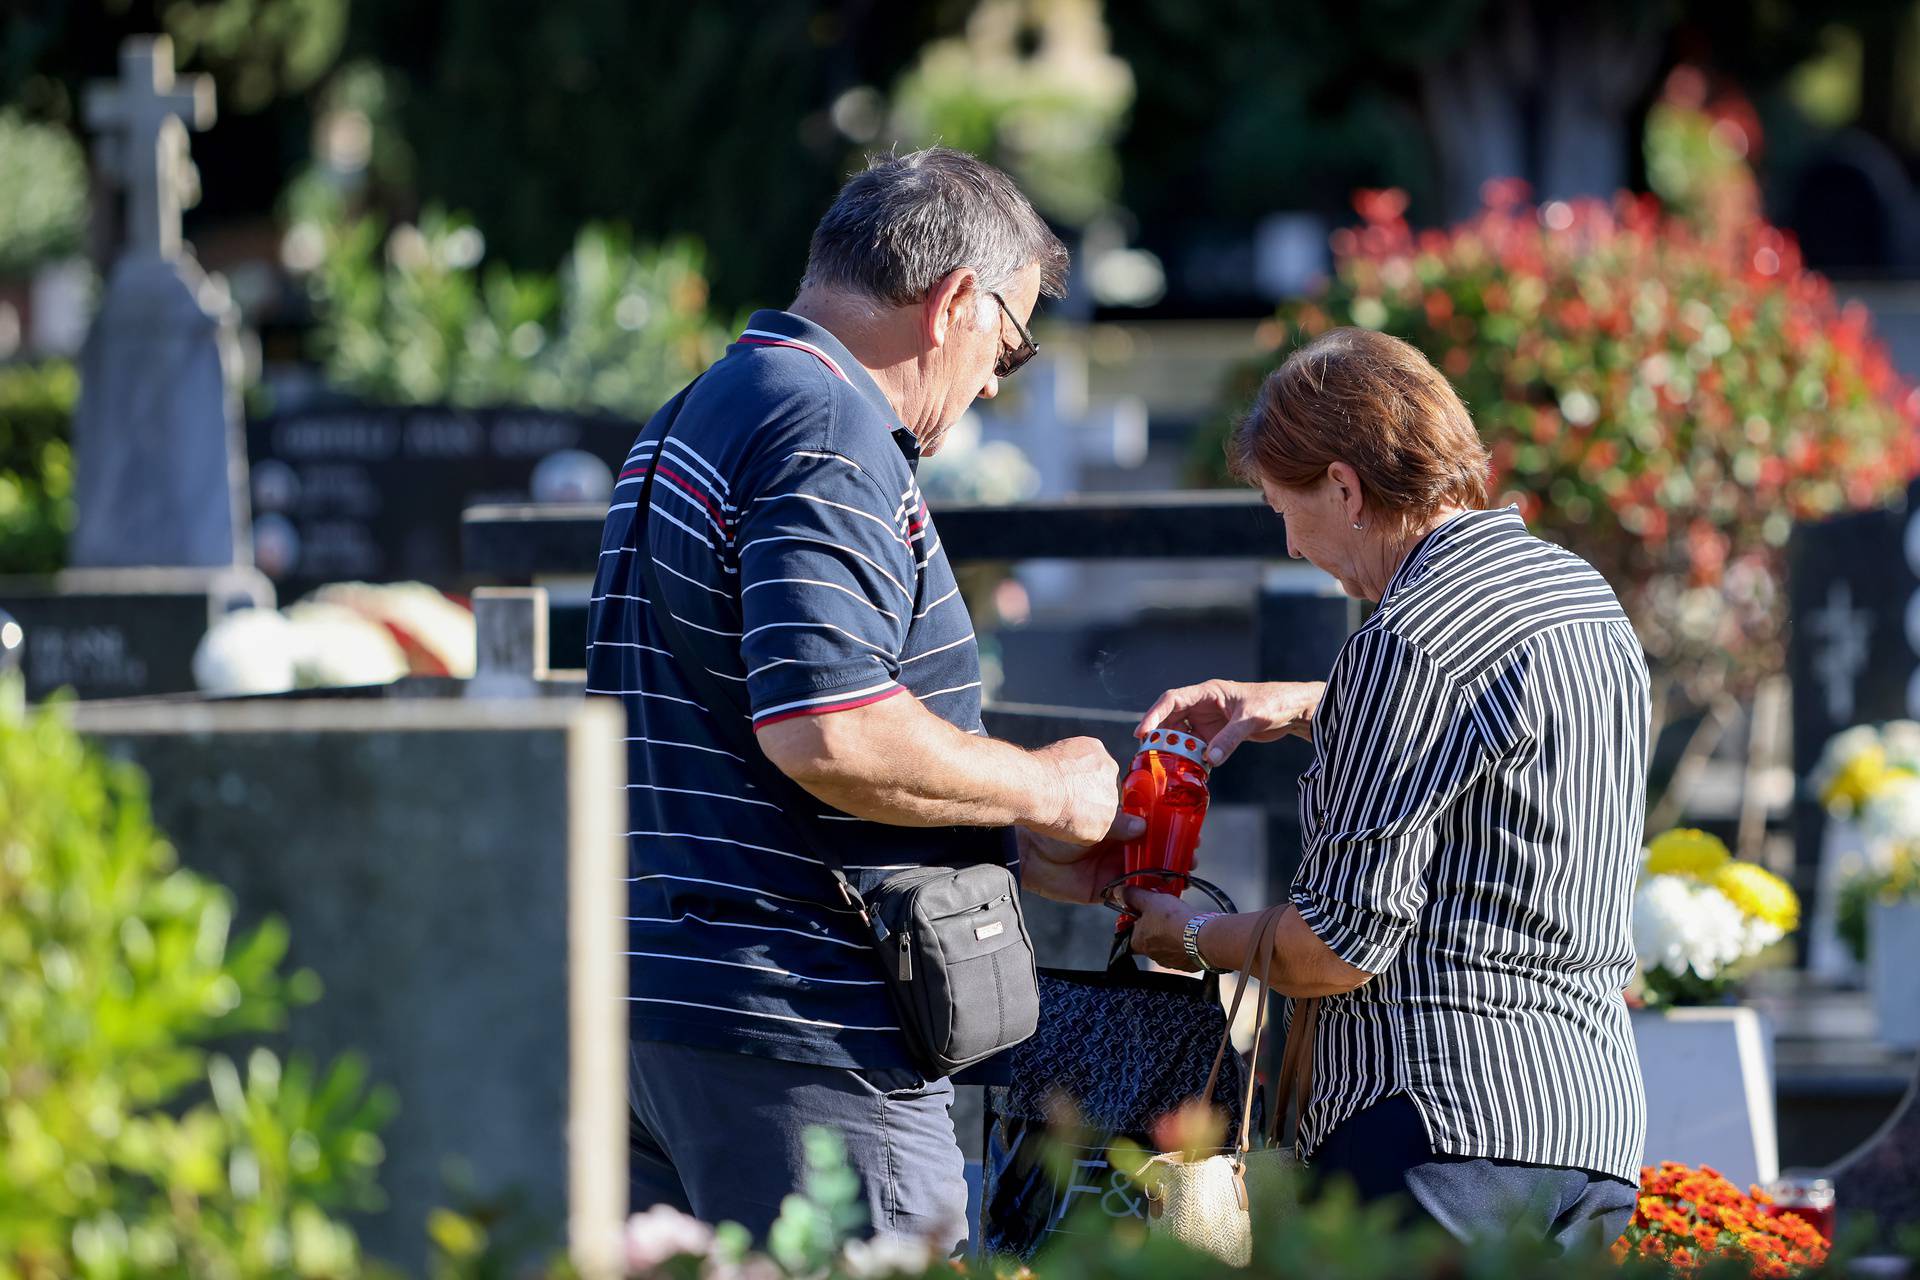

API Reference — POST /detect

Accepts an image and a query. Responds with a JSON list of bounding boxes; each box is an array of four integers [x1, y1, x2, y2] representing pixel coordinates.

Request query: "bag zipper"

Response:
[[927, 892, 1013, 921], [898, 930, 912, 981]]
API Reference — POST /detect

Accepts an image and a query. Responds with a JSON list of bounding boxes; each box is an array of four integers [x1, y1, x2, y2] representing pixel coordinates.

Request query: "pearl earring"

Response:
[[1352, 522, 1364, 530]]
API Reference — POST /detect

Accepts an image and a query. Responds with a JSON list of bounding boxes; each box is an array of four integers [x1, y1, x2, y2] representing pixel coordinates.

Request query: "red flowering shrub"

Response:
[[1214, 146, 1920, 699]]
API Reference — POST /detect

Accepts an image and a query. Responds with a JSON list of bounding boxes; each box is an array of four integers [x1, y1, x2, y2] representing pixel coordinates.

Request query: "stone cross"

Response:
[[70, 33, 250, 570], [83, 35, 214, 262], [1807, 580, 1873, 724]]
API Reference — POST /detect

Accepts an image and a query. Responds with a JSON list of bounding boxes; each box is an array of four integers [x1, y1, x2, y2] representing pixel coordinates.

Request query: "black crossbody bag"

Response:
[[629, 390, 1040, 1078]]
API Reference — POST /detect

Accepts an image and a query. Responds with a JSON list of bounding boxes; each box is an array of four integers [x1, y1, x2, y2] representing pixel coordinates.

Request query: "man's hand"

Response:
[[1136, 679, 1327, 764], [1029, 736, 1124, 845], [1017, 812, 1144, 905]]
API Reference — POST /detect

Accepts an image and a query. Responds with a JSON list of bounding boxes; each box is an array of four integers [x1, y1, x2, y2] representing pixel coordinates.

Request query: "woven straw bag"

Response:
[[1136, 906, 1319, 1265]]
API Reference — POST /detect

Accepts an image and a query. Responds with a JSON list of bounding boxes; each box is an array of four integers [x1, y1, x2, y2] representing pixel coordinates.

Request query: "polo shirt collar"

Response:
[[737, 310, 923, 465]]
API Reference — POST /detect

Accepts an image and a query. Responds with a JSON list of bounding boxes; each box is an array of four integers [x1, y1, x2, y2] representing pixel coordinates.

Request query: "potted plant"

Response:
[[1813, 722, 1920, 1044], [1630, 828, 1801, 1188]]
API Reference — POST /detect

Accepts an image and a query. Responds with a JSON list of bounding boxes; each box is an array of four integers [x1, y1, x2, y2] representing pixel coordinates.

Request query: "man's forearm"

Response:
[[756, 690, 1065, 829]]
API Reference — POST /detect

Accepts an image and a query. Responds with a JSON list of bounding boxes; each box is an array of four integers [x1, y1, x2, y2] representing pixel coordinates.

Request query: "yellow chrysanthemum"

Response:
[[1714, 862, 1800, 933], [1820, 747, 1895, 814], [1646, 828, 1731, 879]]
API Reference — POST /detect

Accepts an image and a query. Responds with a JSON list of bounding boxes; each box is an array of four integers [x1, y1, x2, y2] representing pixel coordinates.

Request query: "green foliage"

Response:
[[345, 3, 954, 312], [1836, 847, 1920, 964], [293, 203, 728, 416], [765, 1129, 866, 1275], [888, 0, 1134, 228], [0, 689, 395, 1278], [0, 360, 77, 575], [0, 112, 87, 277], [157, 0, 348, 112]]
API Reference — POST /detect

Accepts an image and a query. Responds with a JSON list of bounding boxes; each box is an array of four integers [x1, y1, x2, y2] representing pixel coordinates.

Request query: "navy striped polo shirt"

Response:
[[586, 309, 1014, 1070]]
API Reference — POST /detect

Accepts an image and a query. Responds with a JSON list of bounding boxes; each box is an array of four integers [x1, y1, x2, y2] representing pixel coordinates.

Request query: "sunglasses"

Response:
[[989, 291, 1038, 379]]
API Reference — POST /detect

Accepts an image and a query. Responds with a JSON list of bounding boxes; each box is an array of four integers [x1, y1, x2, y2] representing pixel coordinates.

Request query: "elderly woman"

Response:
[[1123, 327, 1646, 1247]]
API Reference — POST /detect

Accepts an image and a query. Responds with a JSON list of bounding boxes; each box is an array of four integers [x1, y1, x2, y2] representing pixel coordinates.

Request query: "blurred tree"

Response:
[[0, 0, 345, 231], [345, 1, 964, 311], [886, 0, 1133, 229]]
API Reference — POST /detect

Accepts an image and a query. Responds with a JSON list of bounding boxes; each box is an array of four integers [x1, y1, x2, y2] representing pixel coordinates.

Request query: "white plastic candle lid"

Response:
[[1141, 726, 1210, 770]]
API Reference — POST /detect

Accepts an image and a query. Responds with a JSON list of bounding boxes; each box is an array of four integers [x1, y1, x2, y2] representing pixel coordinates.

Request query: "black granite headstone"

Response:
[[1788, 131, 1920, 275], [1788, 482, 1920, 955], [0, 567, 272, 701], [246, 404, 644, 600], [1832, 1059, 1920, 1246]]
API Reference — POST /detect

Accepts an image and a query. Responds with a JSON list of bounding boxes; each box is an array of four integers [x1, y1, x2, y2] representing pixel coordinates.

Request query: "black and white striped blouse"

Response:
[[1290, 505, 1648, 1184]]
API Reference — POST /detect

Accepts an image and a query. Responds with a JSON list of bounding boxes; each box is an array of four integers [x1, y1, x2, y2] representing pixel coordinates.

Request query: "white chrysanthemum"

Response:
[[1813, 724, 1884, 792], [192, 608, 300, 695], [1859, 774, 1920, 850], [284, 602, 409, 688], [1882, 720, 1920, 772], [1631, 875, 1753, 980]]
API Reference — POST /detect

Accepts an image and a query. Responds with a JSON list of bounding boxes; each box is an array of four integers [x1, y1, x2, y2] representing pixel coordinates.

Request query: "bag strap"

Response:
[[630, 385, 876, 922], [1268, 994, 1321, 1147], [1196, 905, 1285, 1155]]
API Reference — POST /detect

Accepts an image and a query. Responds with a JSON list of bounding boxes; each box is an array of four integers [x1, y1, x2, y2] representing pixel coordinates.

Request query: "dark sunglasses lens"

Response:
[[996, 340, 1037, 380]]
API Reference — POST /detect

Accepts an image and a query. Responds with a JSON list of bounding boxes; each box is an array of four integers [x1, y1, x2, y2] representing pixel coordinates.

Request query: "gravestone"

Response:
[[1787, 483, 1920, 972], [247, 404, 632, 601], [72, 35, 250, 568], [71, 697, 628, 1278], [1789, 131, 1920, 276], [0, 566, 271, 700], [1830, 1058, 1920, 1246]]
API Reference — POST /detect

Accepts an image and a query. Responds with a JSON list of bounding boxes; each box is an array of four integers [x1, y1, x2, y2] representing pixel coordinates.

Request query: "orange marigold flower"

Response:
[[1693, 1223, 1720, 1250], [1611, 1237, 1630, 1264], [1670, 1246, 1696, 1270]]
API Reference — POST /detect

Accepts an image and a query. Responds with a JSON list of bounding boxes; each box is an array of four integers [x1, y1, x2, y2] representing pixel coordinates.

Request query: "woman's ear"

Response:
[[1326, 461, 1366, 525]]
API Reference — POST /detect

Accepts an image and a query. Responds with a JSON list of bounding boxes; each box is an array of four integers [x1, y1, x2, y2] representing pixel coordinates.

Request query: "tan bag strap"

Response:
[[1268, 993, 1321, 1147], [1197, 905, 1282, 1112], [1194, 906, 1285, 1158]]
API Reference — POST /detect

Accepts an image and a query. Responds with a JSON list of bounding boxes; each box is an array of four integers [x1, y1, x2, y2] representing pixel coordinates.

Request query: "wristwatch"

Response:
[[1182, 912, 1225, 972]]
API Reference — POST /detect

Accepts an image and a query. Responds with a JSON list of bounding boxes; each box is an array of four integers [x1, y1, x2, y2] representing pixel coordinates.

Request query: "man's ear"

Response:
[[922, 267, 978, 349]]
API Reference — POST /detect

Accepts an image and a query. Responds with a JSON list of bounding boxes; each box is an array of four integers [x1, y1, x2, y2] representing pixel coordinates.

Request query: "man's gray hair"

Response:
[[801, 147, 1070, 306]]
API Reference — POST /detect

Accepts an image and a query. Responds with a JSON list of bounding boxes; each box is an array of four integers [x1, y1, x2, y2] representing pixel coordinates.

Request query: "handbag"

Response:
[[1136, 907, 1322, 1264], [980, 882, 1253, 1259], [631, 388, 1038, 1078]]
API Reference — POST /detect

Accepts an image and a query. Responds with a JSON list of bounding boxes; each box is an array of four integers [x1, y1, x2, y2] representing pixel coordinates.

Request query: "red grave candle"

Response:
[[1116, 727, 1212, 931]]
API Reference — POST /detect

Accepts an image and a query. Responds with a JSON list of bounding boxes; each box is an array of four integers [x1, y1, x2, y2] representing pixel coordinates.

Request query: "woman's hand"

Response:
[[1121, 886, 1207, 970], [1136, 679, 1327, 763]]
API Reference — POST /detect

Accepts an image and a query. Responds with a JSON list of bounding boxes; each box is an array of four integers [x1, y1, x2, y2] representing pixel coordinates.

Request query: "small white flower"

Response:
[[193, 608, 300, 695], [840, 1234, 935, 1279], [623, 1204, 713, 1274]]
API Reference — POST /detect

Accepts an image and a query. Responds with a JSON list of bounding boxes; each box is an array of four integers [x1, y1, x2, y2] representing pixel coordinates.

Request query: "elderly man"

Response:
[[587, 148, 1131, 1248]]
